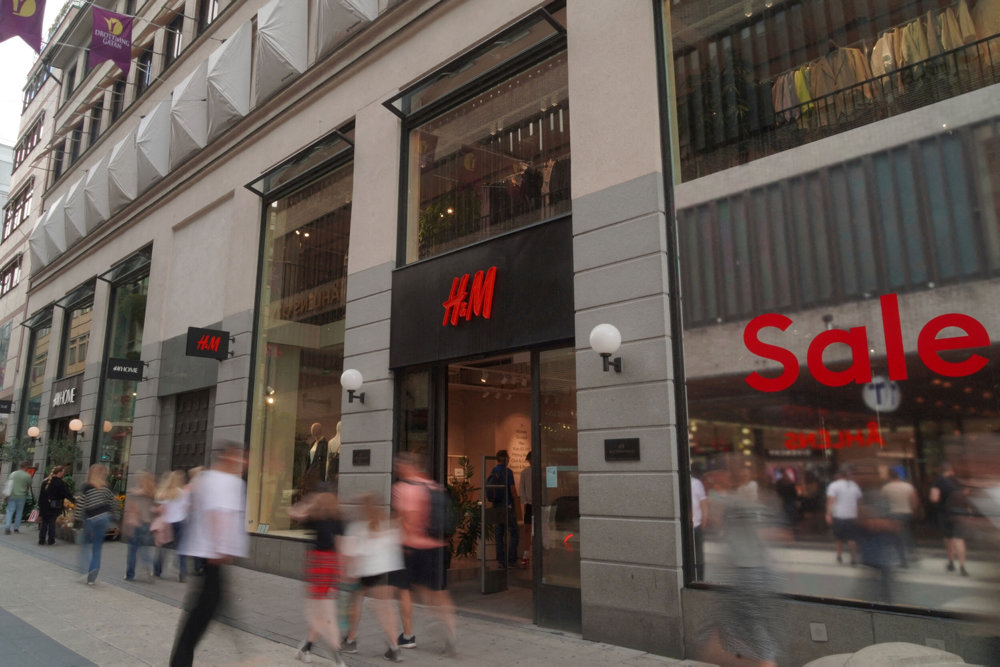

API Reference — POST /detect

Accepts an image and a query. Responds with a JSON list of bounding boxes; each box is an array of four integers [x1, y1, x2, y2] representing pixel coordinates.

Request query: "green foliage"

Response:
[[0, 438, 32, 467], [45, 438, 79, 472], [417, 188, 482, 256], [446, 456, 489, 559]]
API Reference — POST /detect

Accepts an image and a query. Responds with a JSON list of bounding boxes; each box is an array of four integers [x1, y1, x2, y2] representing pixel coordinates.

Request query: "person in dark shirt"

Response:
[[930, 462, 969, 576], [288, 482, 346, 666], [38, 465, 73, 545], [487, 450, 520, 569]]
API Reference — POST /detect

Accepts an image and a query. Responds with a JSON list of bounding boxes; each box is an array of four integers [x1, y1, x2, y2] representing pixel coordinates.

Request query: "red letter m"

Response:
[[464, 267, 497, 321]]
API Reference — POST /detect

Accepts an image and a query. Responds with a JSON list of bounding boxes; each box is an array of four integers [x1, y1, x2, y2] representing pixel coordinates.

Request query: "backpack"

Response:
[[485, 466, 506, 504], [407, 479, 459, 540]]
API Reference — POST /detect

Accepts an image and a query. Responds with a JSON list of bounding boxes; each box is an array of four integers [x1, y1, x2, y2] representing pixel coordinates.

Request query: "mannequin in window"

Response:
[[305, 422, 328, 486], [327, 421, 342, 482]]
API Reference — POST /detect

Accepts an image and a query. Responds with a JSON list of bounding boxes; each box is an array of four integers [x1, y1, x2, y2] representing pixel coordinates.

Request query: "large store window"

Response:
[[247, 159, 353, 537], [95, 272, 148, 494], [670, 0, 1000, 180], [58, 302, 93, 378], [392, 9, 570, 264], [0, 321, 12, 387], [19, 313, 51, 442], [669, 0, 1000, 622]]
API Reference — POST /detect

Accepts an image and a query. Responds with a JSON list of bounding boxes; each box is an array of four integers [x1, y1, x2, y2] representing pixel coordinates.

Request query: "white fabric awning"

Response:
[[255, 0, 308, 105], [207, 21, 252, 141], [28, 211, 52, 271], [84, 152, 112, 232], [64, 177, 88, 247], [108, 128, 139, 214], [41, 194, 68, 261], [137, 98, 172, 194], [170, 61, 209, 170], [317, 0, 377, 57]]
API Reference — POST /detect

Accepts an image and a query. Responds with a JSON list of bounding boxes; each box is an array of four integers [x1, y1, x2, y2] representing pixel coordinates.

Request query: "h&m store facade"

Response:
[[19, 0, 1000, 662]]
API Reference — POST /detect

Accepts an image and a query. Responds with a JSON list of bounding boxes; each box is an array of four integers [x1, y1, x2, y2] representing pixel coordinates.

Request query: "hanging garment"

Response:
[[871, 32, 896, 77], [926, 10, 943, 57], [793, 67, 814, 128], [956, 0, 978, 43], [971, 0, 1000, 67]]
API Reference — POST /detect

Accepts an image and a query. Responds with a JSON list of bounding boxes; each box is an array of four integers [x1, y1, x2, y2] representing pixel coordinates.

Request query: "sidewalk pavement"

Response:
[[0, 527, 703, 666]]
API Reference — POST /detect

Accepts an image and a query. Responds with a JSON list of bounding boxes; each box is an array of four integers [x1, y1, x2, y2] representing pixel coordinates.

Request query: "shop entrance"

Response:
[[435, 347, 580, 631]]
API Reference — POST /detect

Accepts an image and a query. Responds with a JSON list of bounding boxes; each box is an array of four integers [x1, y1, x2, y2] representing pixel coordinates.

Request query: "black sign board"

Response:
[[604, 438, 641, 462], [352, 449, 371, 466], [186, 327, 230, 360], [0, 399, 11, 414], [106, 357, 144, 381], [49, 374, 84, 419], [390, 218, 574, 368]]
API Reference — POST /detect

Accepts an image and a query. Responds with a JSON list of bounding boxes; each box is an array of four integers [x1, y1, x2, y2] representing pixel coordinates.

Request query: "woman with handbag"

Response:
[[75, 464, 120, 585], [153, 470, 189, 581], [38, 466, 73, 545], [122, 471, 157, 581]]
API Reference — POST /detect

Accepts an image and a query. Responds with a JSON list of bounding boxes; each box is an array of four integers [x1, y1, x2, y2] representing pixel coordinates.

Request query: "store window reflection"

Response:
[[21, 319, 50, 442], [59, 303, 92, 378], [95, 275, 147, 494], [670, 0, 1000, 618], [248, 163, 352, 537], [404, 52, 570, 263], [670, 0, 1000, 180]]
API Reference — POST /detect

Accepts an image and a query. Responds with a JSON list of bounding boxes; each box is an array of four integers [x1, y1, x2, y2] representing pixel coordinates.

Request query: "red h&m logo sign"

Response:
[[442, 266, 497, 327], [186, 326, 231, 360]]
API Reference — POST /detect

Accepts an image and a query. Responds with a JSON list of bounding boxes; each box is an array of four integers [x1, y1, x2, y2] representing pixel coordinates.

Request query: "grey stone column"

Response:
[[567, 0, 683, 656]]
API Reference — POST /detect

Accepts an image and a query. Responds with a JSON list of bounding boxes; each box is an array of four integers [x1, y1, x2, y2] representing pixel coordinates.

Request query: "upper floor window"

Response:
[[2, 180, 33, 242], [63, 63, 77, 103], [135, 46, 154, 96], [0, 256, 22, 297], [13, 114, 44, 171], [124, 0, 137, 15], [69, 122, 85, 164], [198, 0, 219, 34], [88, 106, 102, 148], [51, 140, 66, 182], [164, 14, 184, 68], [393, 12, 569, 264], [111, 77, 126, 121], [22, 68, 48, 111]]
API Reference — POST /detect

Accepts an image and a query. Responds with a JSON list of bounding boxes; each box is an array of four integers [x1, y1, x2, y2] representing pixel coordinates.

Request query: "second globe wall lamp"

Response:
[[27, 425, 40, 445], [69, 418, 85, 441], [589, 323, 623, 373], [341, 369, 365, 404]]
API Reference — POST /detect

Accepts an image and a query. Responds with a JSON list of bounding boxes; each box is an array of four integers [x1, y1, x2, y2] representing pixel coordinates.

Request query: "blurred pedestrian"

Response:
[[774, 468, 798, 528], [38, 465, 73, 545], [519, 451, 533, 568], [3, 460, 32, 534], [393, 451, 458, 656], [882, 468, 919, 566], [826, 467, 862, 565], [154, 470, 189, 582], [341, 492, 405, 662], [75, 463, 120, 585], [122, 471, 157, 582], [930, 462, 970, 576], [184, 466, 206, 576], [288, 482, 346, 666], [170, 442, 248, 667], [691, 468, 709, 580], [854, 463, 899, 602], [694, 464, 787, 666]]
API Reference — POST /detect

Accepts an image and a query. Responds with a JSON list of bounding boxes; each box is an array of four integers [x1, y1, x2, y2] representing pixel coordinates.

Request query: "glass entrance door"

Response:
[[534, 347, 580, 631]]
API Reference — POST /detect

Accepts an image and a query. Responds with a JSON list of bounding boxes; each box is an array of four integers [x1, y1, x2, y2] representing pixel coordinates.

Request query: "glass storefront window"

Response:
[[404, 52, 570, 263], [21, 321, 50, 441], [247, 163, 353, 537], [95, 275, 148, 494], [58, 303, 92, 378], [0, 321, 12, 388], [670, 0, 1000, 180], [670, 0, 1000, 619]]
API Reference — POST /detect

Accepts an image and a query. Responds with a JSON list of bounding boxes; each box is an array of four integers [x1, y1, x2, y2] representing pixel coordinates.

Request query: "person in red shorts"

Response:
[[289, 482, 346, 665]]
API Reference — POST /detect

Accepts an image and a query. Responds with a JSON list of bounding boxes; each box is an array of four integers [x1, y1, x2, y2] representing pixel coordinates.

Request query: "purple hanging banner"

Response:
[[0, 0, 47, 53], [89, 6, 132, 77]]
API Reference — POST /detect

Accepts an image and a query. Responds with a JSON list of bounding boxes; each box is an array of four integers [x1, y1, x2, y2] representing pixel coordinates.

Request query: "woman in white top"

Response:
[[153, 470, 190, 581], [340, 492, 406, 662]]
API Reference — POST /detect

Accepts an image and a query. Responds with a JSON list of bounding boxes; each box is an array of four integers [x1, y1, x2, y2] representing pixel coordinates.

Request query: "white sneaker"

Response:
[[295, 645, 313, 663]]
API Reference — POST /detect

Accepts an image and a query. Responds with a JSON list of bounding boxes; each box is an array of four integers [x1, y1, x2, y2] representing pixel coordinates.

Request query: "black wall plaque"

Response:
[[106, 357, 144, 381], [0, 399, 11, 414], [604, 438, 640, 461], [352, 448, 371, 466], [186, 326, 230, 360]]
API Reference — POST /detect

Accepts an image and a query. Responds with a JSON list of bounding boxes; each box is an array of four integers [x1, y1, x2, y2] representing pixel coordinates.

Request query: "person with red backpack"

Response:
[[391, 451, 458, 657]]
